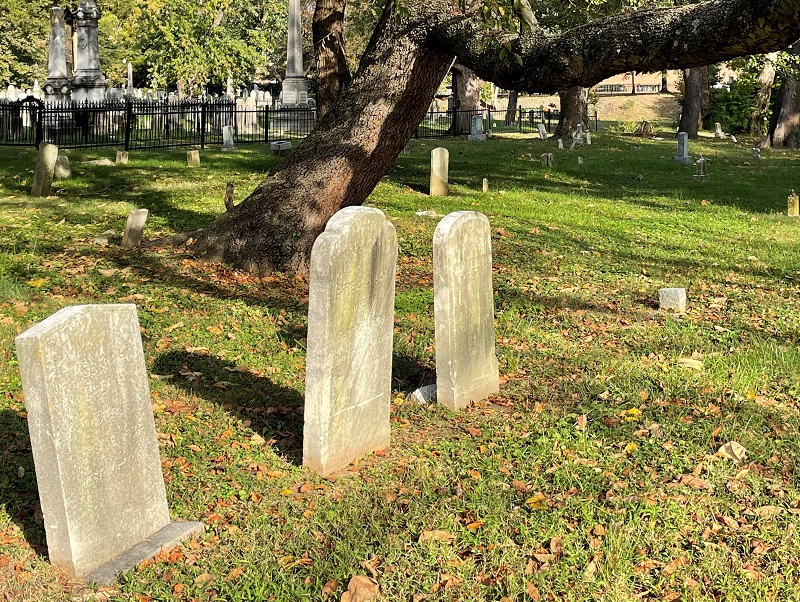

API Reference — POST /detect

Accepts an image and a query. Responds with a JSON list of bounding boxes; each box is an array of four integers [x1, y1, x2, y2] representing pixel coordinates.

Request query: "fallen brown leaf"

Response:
[[340, 575, 379, 602], [418, 530, 455, 544]]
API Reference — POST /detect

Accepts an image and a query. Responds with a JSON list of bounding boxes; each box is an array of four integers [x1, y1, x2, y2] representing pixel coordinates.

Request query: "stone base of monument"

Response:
[[83, 521, 204, 586], [673, 156, 692, 165], [692, 174, 710, 182]]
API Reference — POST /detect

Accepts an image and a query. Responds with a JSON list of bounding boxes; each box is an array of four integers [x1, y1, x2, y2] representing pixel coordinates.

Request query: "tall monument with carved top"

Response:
[[43, 7, 72, 102], [280, 0, 309, 108], [67, 1, 106, 103]]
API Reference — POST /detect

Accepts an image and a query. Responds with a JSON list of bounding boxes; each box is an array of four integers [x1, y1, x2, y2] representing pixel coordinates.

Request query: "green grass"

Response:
[[1, 130, 799, 601]]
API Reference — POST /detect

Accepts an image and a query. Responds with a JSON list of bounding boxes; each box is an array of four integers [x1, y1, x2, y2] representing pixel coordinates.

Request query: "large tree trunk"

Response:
[[767, 43, 800, 148], [505, 90, 518, 125], [451, 62, 482, 134], [193, 4, 454, 274], [678, 66, 707, 137], [313, 0, 351, 120], [661, 71, 669, 93], [555, 86, 588, 137], [747, 52, 778, 136]]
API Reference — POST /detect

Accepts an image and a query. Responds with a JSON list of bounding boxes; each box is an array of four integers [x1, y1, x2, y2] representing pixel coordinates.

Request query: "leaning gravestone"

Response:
[[433, 211, 500, 410], [31, 143, 59, 197], [53, 155, 71, 180], [674, 132, 691, 165], [122, 209, 149, 249], [15, 305, 203, 584], [430, 147, 449, 195], [304, 207, 397, 475], [187, 150, 200, 167], [537, 123, 547, 140]]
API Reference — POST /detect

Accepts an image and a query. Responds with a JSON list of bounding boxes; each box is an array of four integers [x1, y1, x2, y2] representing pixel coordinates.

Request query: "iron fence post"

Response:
[[124, 99, 132, 151], [34, 101, 43, 149], [518, 107, 522, 132], [200, 101, 207, 149], [264, 106, 269, 143], [595, 110, 599, 132]]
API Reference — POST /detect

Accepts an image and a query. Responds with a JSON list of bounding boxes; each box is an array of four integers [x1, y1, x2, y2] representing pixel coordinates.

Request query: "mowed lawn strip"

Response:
[[0, 132, 798, 601]]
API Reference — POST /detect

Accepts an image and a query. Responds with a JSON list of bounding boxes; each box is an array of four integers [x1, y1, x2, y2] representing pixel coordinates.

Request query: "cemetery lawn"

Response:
[[1, 132, 799, 601]]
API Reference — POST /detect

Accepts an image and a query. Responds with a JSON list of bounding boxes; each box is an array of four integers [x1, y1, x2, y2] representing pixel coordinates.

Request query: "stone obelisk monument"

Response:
[[280, 0, 309, 107], [68, 1, 106, 103], [43, 7, 72, 102]]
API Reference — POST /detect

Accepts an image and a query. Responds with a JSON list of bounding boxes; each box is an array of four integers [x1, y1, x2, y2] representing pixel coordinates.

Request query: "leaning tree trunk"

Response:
[[505, 90, 518, 125], [767, 43, 800, 148], [554, 86, 588, 137], [313, 0, 351, 120], [451, 62, 482, 134], [678, 66, 706, 137], [747, 52, 778, 136], [193, 6, 454, 274]]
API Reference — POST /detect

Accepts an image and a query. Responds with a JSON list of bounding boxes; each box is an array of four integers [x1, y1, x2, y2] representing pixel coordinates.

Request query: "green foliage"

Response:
[[0, 0, 50, 87], [704, 78, 756, 134]]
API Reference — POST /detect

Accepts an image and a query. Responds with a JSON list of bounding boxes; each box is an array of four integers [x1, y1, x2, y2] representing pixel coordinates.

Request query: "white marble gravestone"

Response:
[[222, 125, 235, 150], [537, 123, 547, 140], [468, 114, 486, 141], [15, 305, 203, 584], [433, 211, 500, 410], [658, 288, 687, 313], [303, 207, 397, 475], [31, 144, 59, 197], [430, 147, 449, 196], [122, 209, 148, 249], [674, 132, 691, 164]]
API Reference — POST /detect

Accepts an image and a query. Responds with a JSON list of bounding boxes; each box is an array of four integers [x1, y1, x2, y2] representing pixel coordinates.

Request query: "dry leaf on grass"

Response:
[[322, 578, 338, 599], [661, 556, 689, 576], [341, 575, 379, 602], [679, 474, 714, 492], [418, 530, 455, 544], [717, 441, 747, 463], [526, 582, 541, 600]]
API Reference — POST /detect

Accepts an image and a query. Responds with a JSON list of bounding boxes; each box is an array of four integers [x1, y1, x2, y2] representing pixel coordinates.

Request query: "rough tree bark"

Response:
[[313, 0, 351, 120], [678, 66, 707, 137], [451, 62, 482, 134], [190, 0, 800, 274], [555, 86, 588, 137], [661, 70, 669, 93], [747, 52, 778, 136], [767, 43, 800, 147], [505, 90, 518, 125]]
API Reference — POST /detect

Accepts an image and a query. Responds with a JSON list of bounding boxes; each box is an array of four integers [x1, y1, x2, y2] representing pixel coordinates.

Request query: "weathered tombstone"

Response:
[[585, 130, 592, 145], [303, 207, 397, 475], [53, 155, 71, 180], [693, 156, 709, 182], [468, 114, 486, 141], [115, 150, 129, 165], [577, 156, 584, 165], [434, 211, 499, 411], [121, 209, 148, 249], [575, 124, 584, 140], [270, 140, 292, 156], [482, 178, 489, 193], [222, 125, 235, 150], [430, 147, 449, 196], [788, 190, 799, 217], [752, 147, 762, 172], [658, 288, 687, 313], [537, 123, 547, 140], [714, 122, 724, 138], [674, 132, 691, 165], [187, 150, 200, 167], [730, 134, 738, 144], [15, 305, 203, 584], [540, 153, 555, 167], [557, 139, 564, 149], [31, 143, 59, 197]]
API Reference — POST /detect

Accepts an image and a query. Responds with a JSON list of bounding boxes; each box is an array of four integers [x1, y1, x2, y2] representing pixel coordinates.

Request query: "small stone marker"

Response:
[[537, 123, 547, 140], [714, 122, 724, 138], [674, 132, 691, 165], [15, 305, 203, 584], [409, 384, 437, 404], [788, 190, 799, 217], [186, 150, 200, 167], [468, 114, 486, 141], [304, 207, 397, 475], [730, 134, 737, 144], [430, 147, 449, 196], [270, 140, 292, 156], [585, 130, 592, 145], [115, 150, 129, 165], [540, 153, 555, 167], [433, 211, 500, 410], [482, 178, 489, 193], [53, 155, 71, 180], [31, 143, 59, 197], [658, 288, 687, 313], [752, 148, 762, 171], [222, 125, 235, 150], [121, 209, 149, 249], [557, 139, 564, 149], [693, 156, 709, 182], [577, 157, 584, 165]]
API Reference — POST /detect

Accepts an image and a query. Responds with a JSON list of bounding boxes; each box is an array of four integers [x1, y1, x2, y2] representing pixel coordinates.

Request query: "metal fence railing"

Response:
[[0, 97, 317, 150]]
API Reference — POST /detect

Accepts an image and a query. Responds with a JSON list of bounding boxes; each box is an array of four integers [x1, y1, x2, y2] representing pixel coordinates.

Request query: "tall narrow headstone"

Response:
[[31, 144, 59, 197], [482, 178, 489, 193], [281, 0, 309, 107], [788, 190, 799, 217], [121, 209, 148, 249], [674, 132, 691, 164], [468, 115, 485, 141], [15, 305, 203, 584], [304, 207, 397, 475], [430, 147, 449, 196], [43, 8, 71, 102], [222, 125, 235, 150], [434, 212, 499, 410], [69, 1, 107, 103], [585, 130, 592, 145], [557, 139, 564, 149], [126, 61, 134, 95], [537, 123, 547, 140], [714, 122, 724, 138]]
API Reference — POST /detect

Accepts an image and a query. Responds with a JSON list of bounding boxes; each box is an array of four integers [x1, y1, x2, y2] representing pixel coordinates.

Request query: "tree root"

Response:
[[140, 230, 202, 249]]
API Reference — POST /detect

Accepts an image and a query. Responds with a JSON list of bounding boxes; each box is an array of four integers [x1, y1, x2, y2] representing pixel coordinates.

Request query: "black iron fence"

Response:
[[0, 97, 317, 150]]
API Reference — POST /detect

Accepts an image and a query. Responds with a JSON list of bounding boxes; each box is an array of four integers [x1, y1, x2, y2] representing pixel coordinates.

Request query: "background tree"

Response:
[[766, 42, 800, 147], [678, 66, 710, 137], [185, 0, 800, 275], [0, 0, 51, 87]]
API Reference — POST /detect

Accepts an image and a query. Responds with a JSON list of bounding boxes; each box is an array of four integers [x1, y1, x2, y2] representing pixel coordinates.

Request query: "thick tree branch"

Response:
[[428, 0, 800, 92]]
